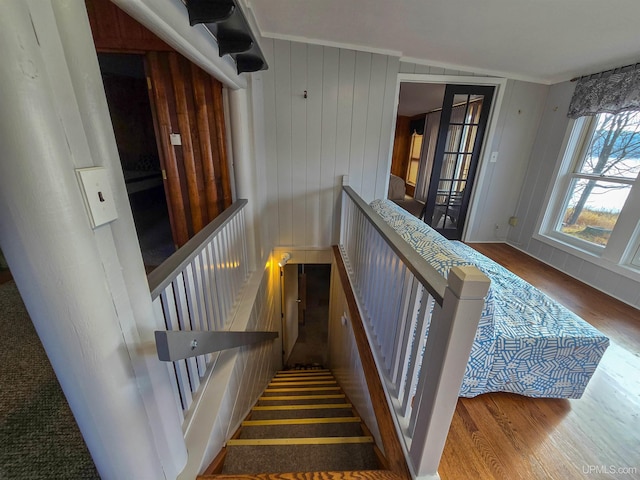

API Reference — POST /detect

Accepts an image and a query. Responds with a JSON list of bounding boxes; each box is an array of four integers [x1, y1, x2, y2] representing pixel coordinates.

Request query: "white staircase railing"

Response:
[[339, 184, 490, 479], [148, 200, 251, 422]]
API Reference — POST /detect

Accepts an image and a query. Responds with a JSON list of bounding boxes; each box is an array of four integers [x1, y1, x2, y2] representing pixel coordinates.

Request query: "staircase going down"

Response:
[[199, 369, 403, 480]]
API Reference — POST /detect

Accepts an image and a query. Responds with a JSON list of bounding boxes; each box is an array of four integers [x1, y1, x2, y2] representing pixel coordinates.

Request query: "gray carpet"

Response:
[[0, 280, 99, 479]]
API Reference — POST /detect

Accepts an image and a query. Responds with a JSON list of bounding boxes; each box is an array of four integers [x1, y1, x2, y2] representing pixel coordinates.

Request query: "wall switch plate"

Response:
[[169, 133, 182, 146], [76, 167, 118, 229]]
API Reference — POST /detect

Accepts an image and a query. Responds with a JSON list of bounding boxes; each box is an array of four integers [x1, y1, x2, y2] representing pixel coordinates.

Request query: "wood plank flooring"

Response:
[[438, 243, 640, 480]]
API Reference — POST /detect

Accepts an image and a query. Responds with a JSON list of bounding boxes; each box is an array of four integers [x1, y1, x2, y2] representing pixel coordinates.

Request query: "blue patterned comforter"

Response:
[[370, 199, 609, 398]]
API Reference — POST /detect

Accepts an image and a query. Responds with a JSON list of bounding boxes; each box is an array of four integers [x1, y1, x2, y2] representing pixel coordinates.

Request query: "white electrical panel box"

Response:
[[76, 167, 118, 228]]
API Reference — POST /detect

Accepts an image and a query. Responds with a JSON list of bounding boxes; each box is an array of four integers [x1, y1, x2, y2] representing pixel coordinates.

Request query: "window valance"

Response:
[[567, 66, 640, 119]]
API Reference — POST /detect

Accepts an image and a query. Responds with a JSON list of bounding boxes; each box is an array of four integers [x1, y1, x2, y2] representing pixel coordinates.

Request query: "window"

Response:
[[541, 110, 640, 270], [406, 132, 423, 186], [557, 112, 640, 247]]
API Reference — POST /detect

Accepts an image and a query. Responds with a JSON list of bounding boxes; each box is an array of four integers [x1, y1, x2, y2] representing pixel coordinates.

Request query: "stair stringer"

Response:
[[327, 256, 384, 454]]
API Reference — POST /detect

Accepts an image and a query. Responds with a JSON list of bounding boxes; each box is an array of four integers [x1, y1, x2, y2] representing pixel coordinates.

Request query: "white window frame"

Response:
[[535, 114, 640, 279]]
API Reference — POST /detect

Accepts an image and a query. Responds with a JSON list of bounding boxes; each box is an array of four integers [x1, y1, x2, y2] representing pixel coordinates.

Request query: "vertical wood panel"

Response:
[[320, 47, 340, 248], [361, 54, 388, 201], [391, 116, 412, 178], [147, 52, 190, 246], [349, 52, 373, 195], [376, 56, 401, 199], [261, 39, 279, 247], [191, 63, 220, 219], [306, 45, 324, 246], [169, 53, 205, 233], [147, 51, 232, 246], [211, 80, 233, 209], [290, 43, 308, 246], [399, 62, 416, 74], [274, 40, 293, 245]]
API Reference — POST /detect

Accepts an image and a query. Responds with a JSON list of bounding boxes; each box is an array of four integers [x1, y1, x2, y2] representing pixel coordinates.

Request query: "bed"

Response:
[[370, 198, 610, 399]]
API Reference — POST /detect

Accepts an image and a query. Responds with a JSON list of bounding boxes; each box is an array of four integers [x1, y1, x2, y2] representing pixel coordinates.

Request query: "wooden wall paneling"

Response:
[[183, 62, 209, 226], [290, 43, 308, 247], [260, 39, 279, 248], [305, 45, 324, 247], [144, 56, 180, 249], [361, 54, 388, 202], [375, 56, 401, 200], [211, 80, 232, 210], [319, 47, 340, 248], [85, 0, 173, 53], [399, 62, 416, 74], [348, 52, 373, 196], [161, 53, 194, 239], [203, 82, 224, 215], [146, 52, 190, 246], [191, 63, 220, 221], [274, 40, 293, 246], [391, 116, 411, 178], [169, 53, 205, 234], [333, 50, 356, 244]]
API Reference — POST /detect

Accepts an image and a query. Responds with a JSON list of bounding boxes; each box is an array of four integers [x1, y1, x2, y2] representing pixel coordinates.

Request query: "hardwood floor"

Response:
[[438, 243, 640, 480]]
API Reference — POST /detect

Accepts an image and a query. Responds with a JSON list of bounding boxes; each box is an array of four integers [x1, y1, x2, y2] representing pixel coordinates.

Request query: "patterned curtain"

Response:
[[568, 67, 640, 119]]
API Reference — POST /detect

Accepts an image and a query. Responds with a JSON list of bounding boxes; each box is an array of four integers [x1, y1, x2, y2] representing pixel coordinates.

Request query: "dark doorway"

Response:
[[421, 84, 495, 239], [285, 265, 331, 368], [98, 53, 175, 270]]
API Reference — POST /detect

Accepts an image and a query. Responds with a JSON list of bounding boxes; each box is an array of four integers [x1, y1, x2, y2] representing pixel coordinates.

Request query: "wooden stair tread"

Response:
[[265, 387, 341, 393], [259, 394, 346, 401], [227, 436, 373, 446], [198, 470, 404, 479], [204, 368, 400, 478], [243, 417, 361, 426], [253, 403, 352, 411]]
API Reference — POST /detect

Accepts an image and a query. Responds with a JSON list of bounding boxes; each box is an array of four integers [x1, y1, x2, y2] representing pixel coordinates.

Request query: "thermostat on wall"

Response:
[[75, 167, 118, 228]]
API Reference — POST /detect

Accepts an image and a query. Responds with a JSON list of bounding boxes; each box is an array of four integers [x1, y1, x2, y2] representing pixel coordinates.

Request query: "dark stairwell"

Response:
[[197, 265, 407, 480]]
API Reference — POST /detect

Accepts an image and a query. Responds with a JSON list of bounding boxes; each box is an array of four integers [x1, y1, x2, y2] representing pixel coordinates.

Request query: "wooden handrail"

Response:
[[332, 246, 413, 480]]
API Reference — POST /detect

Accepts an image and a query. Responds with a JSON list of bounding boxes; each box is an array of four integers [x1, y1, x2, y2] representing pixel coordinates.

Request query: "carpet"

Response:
[[0, 281, 99, 479]]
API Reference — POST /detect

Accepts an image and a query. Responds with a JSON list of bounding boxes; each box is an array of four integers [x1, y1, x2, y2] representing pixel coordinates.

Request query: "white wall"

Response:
[[466, 79, 549, 241], [0, 2, 187, 478], [261, 39, 400, 248], [327, 257, 383, 451], [508, 81, 640, 308], [260, 40, 551, 248]]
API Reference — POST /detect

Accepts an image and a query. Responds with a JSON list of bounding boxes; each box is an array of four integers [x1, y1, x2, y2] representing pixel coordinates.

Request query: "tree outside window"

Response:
[[557, 111, 640, 247]]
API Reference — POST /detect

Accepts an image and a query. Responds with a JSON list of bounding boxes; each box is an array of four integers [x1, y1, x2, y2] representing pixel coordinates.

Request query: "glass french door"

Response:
[[421, 84, 494, 239]]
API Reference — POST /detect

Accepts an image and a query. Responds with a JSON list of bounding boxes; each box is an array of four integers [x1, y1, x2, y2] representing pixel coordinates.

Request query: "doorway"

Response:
[[98, 53, 175, 270], [282, 264, 330, 368], [390, 80, 497, 240]]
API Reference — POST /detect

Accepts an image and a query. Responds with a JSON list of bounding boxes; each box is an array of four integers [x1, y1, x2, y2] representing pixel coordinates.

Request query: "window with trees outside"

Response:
[[542, 110, 640, 269]]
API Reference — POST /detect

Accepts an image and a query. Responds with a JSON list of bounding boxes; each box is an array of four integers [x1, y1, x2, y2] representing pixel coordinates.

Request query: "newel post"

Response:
[[409, 266, 490, 479]]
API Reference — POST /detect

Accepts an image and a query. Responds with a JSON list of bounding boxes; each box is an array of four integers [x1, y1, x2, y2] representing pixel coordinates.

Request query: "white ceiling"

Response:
[[398, 83, 445, 117], [247, 0, 640, 84]]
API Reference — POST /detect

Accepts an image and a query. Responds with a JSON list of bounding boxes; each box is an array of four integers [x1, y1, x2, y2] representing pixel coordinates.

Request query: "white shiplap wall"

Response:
[[260, 38, 553, 249], [507, 81, 640, 308], [261, 38, 399, 247]]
